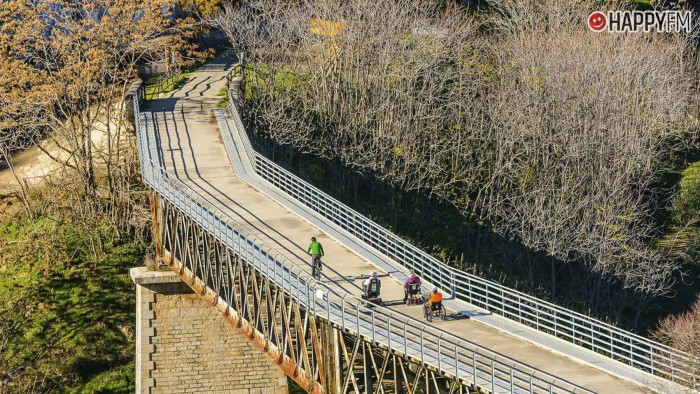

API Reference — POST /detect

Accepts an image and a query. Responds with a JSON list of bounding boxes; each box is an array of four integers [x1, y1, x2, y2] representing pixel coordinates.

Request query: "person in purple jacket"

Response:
[[403, 271, 421, 304]]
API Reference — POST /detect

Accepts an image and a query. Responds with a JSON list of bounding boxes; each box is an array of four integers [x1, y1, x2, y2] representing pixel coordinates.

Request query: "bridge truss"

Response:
[[156, 195, 476, 394], [152, 192, 588, 394], [132, 86, 595, 393]]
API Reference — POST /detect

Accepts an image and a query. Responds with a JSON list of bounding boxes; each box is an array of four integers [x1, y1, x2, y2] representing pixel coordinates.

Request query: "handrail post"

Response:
[[403, 322, 408, 356], [472, 351, 477, 382], [387, 316, 392, 349], [510, 368, 514, 393], [136, 82, 696, 392], [341, 294, 346, 325], [454, 344, 459, 381], [420, 330, 425, 364]]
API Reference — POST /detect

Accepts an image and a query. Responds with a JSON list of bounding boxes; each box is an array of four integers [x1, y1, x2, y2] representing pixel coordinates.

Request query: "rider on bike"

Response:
[[307, 237, 324, 278], [429, 287, 443, 309]]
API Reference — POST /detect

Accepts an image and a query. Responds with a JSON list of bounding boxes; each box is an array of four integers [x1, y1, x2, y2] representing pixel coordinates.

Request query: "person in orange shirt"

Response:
[[429, 287, 442, 309]]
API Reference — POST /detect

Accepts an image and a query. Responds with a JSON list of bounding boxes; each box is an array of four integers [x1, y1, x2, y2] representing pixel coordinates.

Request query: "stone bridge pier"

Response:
[[130, 267, 289, 394]]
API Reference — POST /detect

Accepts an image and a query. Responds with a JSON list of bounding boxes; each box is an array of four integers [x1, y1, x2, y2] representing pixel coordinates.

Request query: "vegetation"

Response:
[[211, 0, 700, 335], [0, 0, 697, 391], [0, 0, 208, 391], [144, 48, 229, 101], [653, 293, 700, 391], [144, 74, 189, 101], [0, 0, 209, 207], [0, 190, 148, 392], [217, 85, 231, 108], [672, 161, 700, 230]]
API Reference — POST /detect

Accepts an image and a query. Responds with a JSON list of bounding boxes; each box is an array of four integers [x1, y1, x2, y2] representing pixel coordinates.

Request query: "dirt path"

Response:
[[0, 113, 131, 196], [0, 144, 59, 195], [144, 51, 648, 393]]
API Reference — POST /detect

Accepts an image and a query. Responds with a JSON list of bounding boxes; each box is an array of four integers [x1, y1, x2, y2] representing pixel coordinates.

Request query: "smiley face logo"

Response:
[[588, 12, 607, 32]]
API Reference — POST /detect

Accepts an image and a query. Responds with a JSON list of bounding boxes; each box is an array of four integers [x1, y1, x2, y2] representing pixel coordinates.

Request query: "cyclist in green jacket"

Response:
[[307, 237, 324, 279]]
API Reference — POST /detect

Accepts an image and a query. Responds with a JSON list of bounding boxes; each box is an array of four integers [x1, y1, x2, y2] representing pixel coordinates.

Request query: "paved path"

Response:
[[144, 52, 665, 393]]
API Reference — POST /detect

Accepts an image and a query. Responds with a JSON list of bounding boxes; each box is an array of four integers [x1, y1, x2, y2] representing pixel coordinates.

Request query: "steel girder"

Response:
[[152, 193, 476, 394]]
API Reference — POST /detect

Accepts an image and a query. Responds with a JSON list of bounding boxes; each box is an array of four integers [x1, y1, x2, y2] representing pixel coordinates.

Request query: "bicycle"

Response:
[[312, 255, 322, 280]]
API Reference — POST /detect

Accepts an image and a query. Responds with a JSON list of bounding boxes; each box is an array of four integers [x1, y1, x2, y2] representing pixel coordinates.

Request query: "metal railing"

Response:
[[143, 72, 182, 101], [222, 88, 695, 386], [132, 85, 595, 393]]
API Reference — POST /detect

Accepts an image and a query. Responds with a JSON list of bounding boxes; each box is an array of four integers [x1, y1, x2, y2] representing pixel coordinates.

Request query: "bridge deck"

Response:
[[144, 53, 650, 393]]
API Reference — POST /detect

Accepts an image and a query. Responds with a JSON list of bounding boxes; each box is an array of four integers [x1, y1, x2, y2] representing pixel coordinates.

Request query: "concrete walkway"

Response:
[[144, 52, 662, 393]]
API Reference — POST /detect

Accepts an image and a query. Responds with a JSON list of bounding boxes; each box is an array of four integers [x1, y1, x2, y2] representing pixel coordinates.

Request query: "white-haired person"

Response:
[[362, 272, 381, 299]]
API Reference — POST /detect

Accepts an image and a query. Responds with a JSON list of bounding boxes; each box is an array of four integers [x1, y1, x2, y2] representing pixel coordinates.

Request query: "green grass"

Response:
[[628, 0, 653, 10], [70, 363, 135, 394], [679, 161, 700, 193], [144, 48, 231, 101], [242, 63, 310, 101], [657, 160, 700, 262], [216, 85, 229, 108], [672, 160, 700, 224], [144, 73, 188, 100], [0, 209, 146, 392], [144, 61, 206, 100]]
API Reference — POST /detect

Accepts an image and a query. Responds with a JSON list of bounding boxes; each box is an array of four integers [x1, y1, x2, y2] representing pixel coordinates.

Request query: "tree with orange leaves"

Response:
[[0, 0, 205, 202]]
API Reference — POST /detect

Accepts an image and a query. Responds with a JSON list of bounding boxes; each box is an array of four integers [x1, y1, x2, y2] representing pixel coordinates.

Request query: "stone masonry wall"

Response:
[[131, 267, 288, 394]]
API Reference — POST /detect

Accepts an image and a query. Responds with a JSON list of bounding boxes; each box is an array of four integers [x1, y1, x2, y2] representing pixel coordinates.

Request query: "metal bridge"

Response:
[[130, 53, 694, 393]]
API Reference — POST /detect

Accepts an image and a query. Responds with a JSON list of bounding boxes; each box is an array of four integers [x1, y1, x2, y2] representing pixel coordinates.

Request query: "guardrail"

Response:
[[223, 85, 695, 386], [143, 72, 181, 101], [132, 83, 595, 393]]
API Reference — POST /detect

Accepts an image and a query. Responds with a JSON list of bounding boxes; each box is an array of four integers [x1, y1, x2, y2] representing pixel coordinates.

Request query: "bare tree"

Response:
[[210, 0, 699, 296], [653, 295, 700, 390], [0, 0, 203, 234], [481, 29, 696, 294]]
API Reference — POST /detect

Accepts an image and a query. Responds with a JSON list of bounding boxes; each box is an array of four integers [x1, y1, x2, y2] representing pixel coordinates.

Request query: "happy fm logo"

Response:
[[588, 10, 693, 33], [588, 12, 607, 31]]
